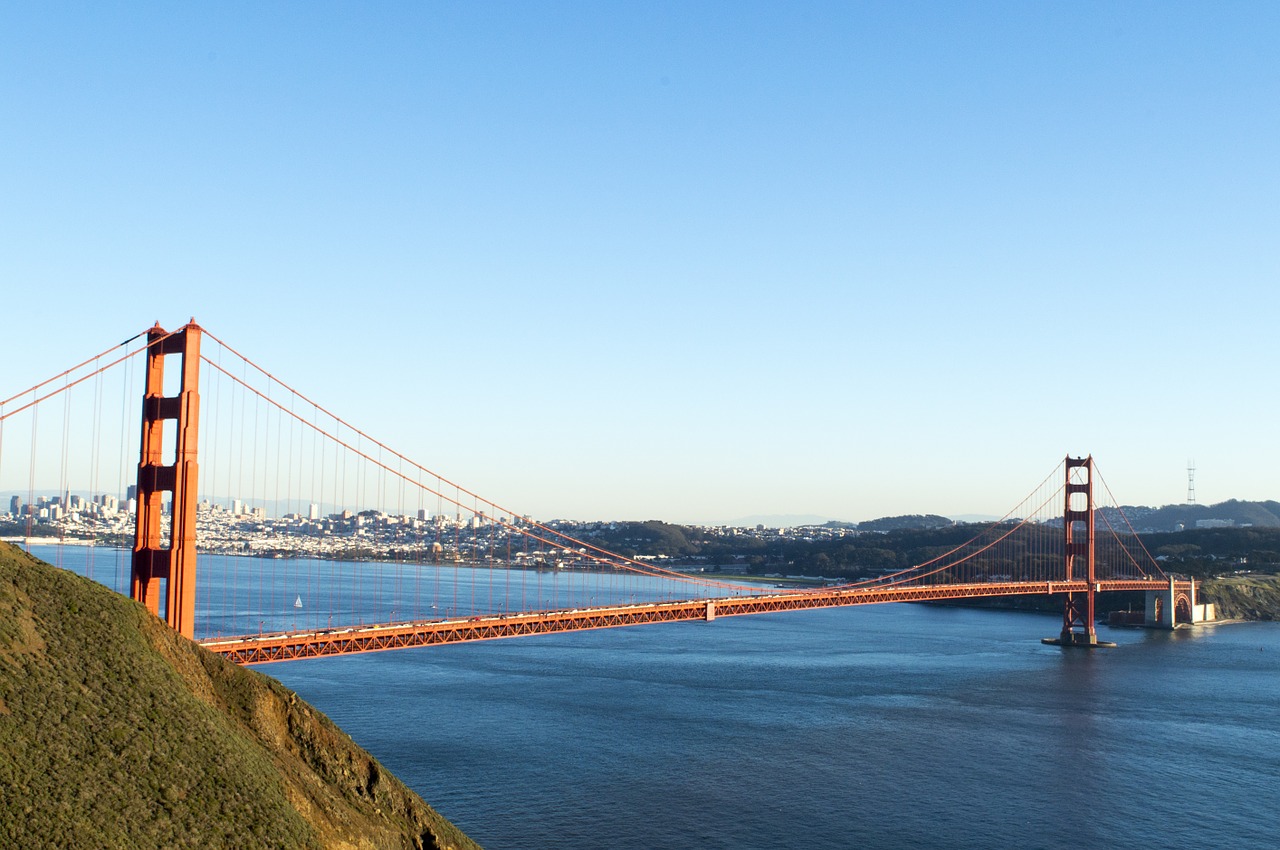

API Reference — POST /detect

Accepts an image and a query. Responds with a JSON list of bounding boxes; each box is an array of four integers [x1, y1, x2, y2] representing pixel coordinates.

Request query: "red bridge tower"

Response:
[[1044, 455, 1115, 648], [130, 321, 201, 639]]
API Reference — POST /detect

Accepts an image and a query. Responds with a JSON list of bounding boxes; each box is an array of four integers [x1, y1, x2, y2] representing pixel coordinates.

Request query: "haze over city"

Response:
[[3, 3, 1277, 524]]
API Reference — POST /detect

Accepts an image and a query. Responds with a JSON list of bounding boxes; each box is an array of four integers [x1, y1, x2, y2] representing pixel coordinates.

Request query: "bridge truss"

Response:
[[0, 321, 1193, 663]]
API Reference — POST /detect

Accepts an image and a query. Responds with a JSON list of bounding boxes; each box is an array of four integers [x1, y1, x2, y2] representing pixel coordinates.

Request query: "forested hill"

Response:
[[569, 518, 1280, 581], [1100, 499, 1280, 532], [844, 514, 954, 532], [0, 542, 481, 850]]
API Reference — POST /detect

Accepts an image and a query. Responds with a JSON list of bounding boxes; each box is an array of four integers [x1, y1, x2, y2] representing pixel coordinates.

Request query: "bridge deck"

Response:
[[200, 579, 1182, 664]]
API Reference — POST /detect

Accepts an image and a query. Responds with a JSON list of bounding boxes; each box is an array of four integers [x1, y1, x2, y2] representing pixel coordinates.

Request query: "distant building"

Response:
[[308, 503, 320, 521], [8, 496, 20, 516]]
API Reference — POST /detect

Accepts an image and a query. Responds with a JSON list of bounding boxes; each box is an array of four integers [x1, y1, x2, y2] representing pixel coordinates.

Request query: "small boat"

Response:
[[294, 595, 303, 609]]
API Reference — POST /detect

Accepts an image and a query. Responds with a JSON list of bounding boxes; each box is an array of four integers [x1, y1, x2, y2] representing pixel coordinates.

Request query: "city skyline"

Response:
[[1, 471, 1268, 531], [2, 3, 1277, 524]]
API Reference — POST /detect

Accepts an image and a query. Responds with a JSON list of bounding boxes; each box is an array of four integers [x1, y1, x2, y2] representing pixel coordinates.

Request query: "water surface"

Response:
[[31, 544, 1277, 848], [269, 604, 1280, 850]]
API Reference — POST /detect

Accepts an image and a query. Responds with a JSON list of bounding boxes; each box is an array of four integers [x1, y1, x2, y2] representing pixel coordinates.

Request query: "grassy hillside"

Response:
[[1201, 575, 1280, 621], [0, 542, 481, 850]]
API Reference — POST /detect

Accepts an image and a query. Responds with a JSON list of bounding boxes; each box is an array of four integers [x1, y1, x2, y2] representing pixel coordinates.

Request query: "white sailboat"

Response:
[[294, 595, 303, 609]]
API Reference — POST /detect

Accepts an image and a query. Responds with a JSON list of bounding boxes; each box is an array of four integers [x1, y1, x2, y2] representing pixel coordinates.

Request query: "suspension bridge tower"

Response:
[[1044, 455, 1116, 648], [130, 320, 202, 639]]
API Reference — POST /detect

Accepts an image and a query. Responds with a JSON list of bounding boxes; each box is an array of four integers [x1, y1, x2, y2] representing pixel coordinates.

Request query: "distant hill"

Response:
[[853, 514, 954, 532], [729, 513, 956, 531], [1100, 500, 1280, 532], [0, 542, 481, 850]]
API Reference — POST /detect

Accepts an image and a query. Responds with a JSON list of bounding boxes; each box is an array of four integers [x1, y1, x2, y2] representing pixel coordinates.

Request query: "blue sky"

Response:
[[2, 2, 1277, 523]]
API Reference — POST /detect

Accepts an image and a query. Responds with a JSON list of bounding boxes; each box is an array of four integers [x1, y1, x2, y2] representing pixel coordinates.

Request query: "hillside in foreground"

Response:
[[0, 542, 481, 850]]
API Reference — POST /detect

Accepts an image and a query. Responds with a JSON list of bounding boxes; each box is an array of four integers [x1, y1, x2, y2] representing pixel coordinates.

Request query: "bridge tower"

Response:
[[1044, 455, 1114, 647], [131, 321, 201, 639]]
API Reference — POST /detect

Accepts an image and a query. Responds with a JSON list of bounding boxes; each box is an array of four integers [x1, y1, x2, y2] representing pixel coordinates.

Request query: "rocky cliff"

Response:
[[1201, 575, 1280, 621]]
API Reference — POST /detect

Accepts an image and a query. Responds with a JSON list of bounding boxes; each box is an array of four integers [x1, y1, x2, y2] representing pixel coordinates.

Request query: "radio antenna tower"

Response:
[[1187, 459, 1196, 505]]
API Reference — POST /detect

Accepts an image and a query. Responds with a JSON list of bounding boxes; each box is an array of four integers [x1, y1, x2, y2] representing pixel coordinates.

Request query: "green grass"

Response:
[[0, 542, 481, 850]]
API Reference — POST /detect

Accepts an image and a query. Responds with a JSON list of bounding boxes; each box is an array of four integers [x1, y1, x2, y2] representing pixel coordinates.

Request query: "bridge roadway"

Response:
[[201, 579, 1183, 664]]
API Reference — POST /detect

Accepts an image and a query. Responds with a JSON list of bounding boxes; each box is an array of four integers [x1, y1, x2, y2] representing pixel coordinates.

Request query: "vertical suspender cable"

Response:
[[414, 464, 423, 621], [271, 376, 284, 624], [56, 373, 71, 566], [0, 401, 5, 547], [27, 403, 37, 551], [396, 453, 404, 623], [86, 358, 104, 579], [0, 400, 5, 543]]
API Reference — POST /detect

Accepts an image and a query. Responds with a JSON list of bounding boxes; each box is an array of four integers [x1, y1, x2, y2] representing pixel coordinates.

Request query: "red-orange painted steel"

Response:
[[1060, 456, 1099, 644], [131, 321, 202, 639], [201, 579, 1190, 665]]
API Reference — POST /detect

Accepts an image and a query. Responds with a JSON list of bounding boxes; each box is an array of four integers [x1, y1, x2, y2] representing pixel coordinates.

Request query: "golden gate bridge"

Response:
[[0, 320, 1198, 664]]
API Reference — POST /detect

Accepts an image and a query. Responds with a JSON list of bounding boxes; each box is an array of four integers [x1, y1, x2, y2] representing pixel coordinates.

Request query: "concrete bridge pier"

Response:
[[1145, 579, 1214, 629]]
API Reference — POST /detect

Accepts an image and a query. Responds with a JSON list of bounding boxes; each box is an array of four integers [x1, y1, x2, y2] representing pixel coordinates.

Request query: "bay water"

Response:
[[28, 544, 1280, 848], [271, 604, 1279, 849]]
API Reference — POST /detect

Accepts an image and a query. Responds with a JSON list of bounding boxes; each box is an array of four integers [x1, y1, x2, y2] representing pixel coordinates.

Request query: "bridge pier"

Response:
[[1042, 456, 1116, 648], [1145, 579, 1213, 629], [1041, 588, 1116, 648]]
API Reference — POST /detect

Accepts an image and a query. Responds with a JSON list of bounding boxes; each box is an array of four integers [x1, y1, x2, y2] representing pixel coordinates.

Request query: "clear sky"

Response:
[[2, 2, 1277, 524]]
